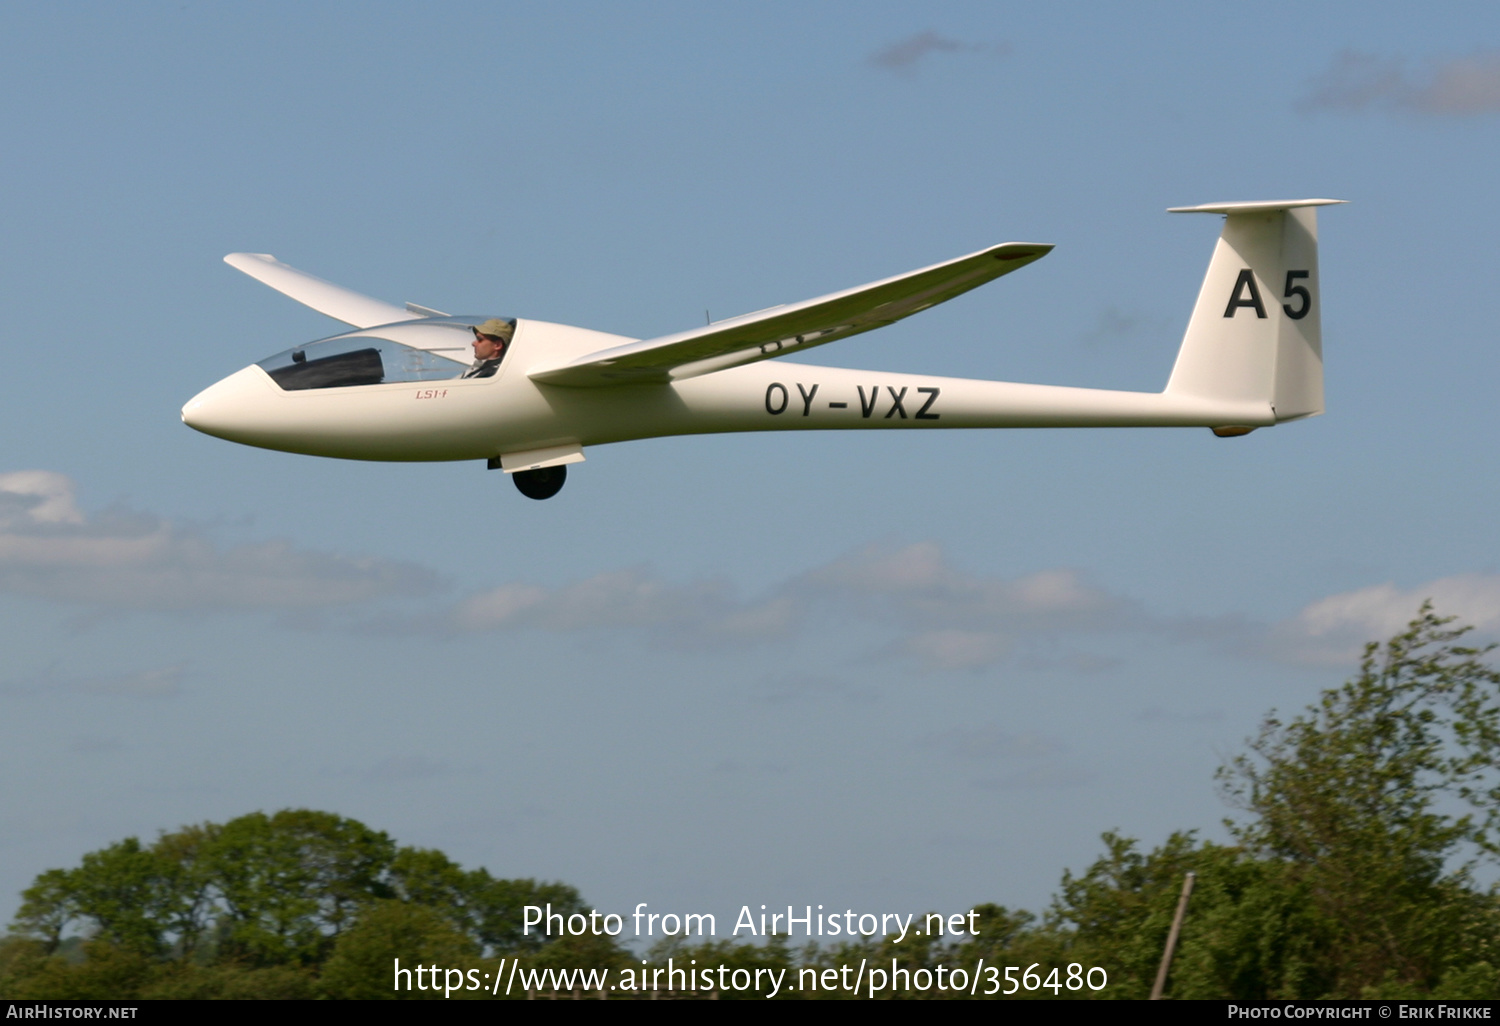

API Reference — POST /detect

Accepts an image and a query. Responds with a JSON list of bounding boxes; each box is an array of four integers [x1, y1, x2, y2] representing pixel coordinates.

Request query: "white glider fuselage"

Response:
[[183, 316, 1275, 463], [184, 200, 1341, 492]]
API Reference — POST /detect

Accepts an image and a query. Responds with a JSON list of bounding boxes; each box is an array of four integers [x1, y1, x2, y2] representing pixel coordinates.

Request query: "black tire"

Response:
[[513, 465, 567, 500]]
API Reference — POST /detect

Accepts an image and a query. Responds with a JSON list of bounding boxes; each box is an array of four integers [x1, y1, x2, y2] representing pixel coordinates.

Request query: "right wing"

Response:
[[224, 253, 418, 328], [528, 242, 1052, 387]]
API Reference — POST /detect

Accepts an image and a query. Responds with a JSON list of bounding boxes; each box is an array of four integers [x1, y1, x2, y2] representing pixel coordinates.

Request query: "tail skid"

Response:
[[1164, 199, 1344, 429]]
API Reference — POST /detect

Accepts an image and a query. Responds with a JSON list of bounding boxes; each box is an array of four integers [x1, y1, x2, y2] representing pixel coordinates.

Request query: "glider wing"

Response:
[[529, 242, 1052, 387], [224, 253, 416, 329]]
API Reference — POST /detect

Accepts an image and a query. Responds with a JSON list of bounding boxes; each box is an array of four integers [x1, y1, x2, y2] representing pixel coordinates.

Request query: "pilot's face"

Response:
[[472, 334, 504, 361]]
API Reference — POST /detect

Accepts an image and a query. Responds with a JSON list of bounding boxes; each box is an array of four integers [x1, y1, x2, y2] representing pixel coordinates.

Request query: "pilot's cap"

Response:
[[473, 318, 514, 341]]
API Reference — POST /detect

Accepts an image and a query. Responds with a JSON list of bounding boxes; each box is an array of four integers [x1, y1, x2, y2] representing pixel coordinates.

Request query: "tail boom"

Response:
[[570, 363, 1277, 446]]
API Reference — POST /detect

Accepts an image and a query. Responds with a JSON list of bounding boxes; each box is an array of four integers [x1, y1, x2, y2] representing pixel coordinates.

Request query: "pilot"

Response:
[[463, 319, 513, 378]]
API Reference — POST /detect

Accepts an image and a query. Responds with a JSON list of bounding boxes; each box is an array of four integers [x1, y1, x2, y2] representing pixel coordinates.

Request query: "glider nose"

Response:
[[181, 365, 275, 442]]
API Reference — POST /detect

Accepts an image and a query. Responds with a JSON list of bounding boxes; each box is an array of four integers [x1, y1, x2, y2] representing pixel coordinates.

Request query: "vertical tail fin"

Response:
[[1164, 199, 1344, 423]]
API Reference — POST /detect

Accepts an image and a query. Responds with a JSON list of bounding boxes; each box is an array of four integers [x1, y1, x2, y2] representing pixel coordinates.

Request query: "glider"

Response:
[[184, 199, 1342, 499]]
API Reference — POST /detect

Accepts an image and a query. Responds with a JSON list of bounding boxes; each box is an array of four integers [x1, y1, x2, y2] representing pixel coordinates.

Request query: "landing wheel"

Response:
[[513, 465, 567, 500]]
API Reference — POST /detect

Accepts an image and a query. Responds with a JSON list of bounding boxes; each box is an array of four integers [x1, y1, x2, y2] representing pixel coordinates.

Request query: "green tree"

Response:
[[386, 846, 585, 955], [1045, 830, 1207, 999], [14, 840, 181, 959], [1218, 605, 1500, 996], [466, 876, 588, 955], [1040, 832, 1323, 999], [5, 808, 604, 998], [205, 810, 397, 966], [12, 871, 74, 955], [320, 900, 481, 1000], [0, 941, 158, 1000], [140, 963, 319, 1000], [148, 822, 220, 961]]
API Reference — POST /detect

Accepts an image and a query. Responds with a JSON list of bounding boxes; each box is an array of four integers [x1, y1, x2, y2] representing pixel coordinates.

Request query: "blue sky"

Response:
[[3, 2, 1500, 935]]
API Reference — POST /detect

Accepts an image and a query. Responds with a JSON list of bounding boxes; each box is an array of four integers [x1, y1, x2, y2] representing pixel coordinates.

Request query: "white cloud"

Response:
[[24, 470, 1487, 682], [0, 471, 85, 526], [439, 541, 1128, 671], [803, 539, 950, 592], [452, 567, 795, 646], [1300, 50, 1500, 115], [898, 629, 1010, 671], [6, 473, 1124, 667], [800, 542, 1127, 637], [0, 470, 438, 611], [1270, 574, 1500, 665]]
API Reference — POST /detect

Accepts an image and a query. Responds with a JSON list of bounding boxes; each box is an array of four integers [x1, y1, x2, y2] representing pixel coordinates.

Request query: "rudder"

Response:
[[1164, 199, 1343, 423]]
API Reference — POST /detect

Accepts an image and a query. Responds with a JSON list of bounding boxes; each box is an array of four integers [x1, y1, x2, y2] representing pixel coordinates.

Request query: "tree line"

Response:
[[3, 607, 1499, 999]]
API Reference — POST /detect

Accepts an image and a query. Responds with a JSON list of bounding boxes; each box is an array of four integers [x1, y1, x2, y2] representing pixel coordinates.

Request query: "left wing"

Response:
[[225, 253, 420, 328], [529, 242, 1051, 387]]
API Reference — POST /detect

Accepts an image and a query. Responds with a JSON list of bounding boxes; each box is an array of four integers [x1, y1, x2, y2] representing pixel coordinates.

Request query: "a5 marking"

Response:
[[1224, 269, 1312, 321]]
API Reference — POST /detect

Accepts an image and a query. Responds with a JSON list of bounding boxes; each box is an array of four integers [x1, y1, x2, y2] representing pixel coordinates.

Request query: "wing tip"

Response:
[[988, 242, 1054, 262]]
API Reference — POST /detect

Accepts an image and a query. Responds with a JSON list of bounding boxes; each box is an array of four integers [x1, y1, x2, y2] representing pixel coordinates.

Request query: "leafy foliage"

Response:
[[3, 809, 592, 998], [1215, 605, 1500, 996], [320, 901, 480, 1000]]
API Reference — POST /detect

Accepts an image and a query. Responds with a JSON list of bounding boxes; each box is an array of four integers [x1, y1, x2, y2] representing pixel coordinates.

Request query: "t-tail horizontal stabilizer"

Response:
[[1164, 199, 1345, 433]]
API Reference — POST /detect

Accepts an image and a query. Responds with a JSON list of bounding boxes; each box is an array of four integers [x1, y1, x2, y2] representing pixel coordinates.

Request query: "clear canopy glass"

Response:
[[255, 319, 505, 391]]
